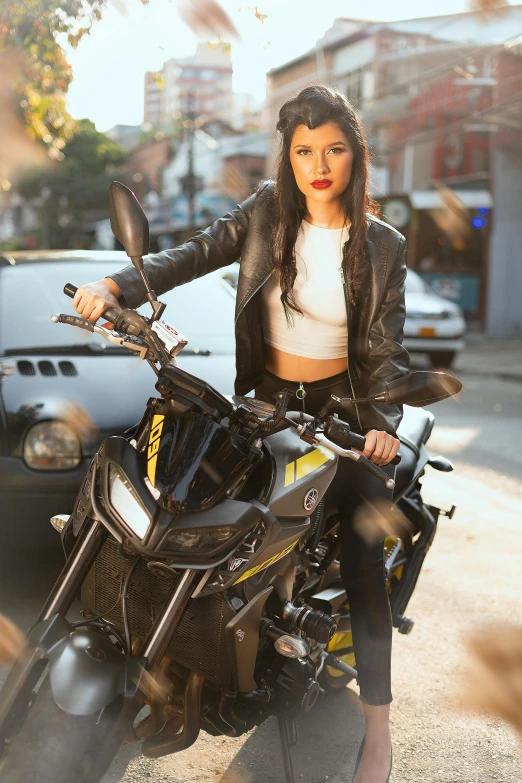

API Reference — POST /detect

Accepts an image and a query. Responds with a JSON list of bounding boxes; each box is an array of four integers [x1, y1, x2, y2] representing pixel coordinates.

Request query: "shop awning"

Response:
[[410, 190, 493, 210]]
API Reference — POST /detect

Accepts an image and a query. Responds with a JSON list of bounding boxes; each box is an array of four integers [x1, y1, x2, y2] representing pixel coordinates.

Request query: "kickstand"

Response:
[[277, 714, 298, 783]]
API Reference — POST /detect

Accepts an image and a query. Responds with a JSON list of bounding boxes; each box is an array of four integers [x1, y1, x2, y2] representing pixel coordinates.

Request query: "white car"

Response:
[[403, 269, 466, 368]]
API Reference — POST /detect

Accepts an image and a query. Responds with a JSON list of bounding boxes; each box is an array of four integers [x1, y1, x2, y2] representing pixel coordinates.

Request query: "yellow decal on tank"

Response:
[[147, 414, 165, 487], [284, 462, 295, 487], [284, 446, 334, 487], [232, 540, 298, 585]]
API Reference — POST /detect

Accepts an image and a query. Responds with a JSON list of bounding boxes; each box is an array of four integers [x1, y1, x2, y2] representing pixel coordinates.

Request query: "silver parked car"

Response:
[[216, 263, 466, 368], [0, 250, 237, 542], [403, 269, 466, 368]]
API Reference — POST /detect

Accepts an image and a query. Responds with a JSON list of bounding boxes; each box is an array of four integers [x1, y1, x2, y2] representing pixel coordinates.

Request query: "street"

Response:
[[1, 364, 521, 782]]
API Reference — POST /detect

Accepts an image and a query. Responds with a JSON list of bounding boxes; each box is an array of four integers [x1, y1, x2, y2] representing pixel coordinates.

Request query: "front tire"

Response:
[[428, 350, 456, 368], [0, 678, 136, 783]]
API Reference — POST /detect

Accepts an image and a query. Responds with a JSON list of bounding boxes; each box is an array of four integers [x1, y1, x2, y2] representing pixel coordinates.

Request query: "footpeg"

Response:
[[440, 504, 456, 519], [393, 615, 414, 635], [321, 651, 358, 680]]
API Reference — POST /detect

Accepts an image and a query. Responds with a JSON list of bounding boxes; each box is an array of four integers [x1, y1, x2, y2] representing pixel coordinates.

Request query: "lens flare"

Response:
[[0, 614, 25, 666], [178, 0, 240, 40], [461, 625, 522, 740], [353, 499, 413, 546]]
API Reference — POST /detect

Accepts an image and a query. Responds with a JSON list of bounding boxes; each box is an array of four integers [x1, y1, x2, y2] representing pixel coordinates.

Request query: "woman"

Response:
[[73, 85, 409, 783]]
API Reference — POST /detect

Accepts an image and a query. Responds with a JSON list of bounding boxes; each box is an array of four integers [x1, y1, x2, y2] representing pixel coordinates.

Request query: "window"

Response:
[[0, 262, 235, 354], [345, 68, 364, 108]]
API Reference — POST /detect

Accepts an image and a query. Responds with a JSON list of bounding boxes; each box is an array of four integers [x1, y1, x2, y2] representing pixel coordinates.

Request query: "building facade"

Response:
[[266, 8, 522, 335], [144, 43, 233, 129], [150, 125, 268, 248]]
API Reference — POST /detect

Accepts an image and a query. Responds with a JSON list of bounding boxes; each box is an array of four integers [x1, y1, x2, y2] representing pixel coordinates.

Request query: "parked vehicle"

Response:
[[0, 251, 237, 544], [211, 265, 466, 370], [403, 269, 466, 368], [0, 184, 462, 783]]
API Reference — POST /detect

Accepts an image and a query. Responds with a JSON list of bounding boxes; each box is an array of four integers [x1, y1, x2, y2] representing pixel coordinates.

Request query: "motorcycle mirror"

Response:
[[109, 182, 166, 321], [109, 182, 149, 266], [378, 370, 462, 407]]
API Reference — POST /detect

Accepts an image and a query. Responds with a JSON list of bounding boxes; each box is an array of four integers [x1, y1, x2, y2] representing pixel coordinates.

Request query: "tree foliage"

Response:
[[0, 0, 146, 158], [17, 118, 127, 247]]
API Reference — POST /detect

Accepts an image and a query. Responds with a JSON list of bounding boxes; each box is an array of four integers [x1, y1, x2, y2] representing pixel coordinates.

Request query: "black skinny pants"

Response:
[[256, 370, 394, 706]]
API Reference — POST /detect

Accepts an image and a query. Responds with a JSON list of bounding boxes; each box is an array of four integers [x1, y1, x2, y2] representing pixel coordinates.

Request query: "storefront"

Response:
[[381, 189, 492, 323]]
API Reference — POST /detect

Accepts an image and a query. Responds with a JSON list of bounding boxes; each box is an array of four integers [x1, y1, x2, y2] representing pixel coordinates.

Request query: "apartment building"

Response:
[[144, 43, 233, 128], [266, 8, 522, 335]]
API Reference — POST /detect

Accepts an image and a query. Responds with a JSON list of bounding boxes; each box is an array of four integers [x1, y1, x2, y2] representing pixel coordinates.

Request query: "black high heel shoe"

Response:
[[351, 737, 393, 782]]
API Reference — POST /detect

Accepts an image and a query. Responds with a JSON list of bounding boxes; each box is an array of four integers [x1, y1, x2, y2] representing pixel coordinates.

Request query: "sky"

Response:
[[65, 0, 488, 132]]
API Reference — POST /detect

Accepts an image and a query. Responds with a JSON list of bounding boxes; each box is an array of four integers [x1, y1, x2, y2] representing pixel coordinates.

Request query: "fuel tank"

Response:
[[265, 423, 338, 518]]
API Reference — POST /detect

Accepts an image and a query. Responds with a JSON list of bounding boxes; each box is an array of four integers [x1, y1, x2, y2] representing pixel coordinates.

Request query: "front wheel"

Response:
[[0, 678, 137, 783], [428, 350, 456, 368]]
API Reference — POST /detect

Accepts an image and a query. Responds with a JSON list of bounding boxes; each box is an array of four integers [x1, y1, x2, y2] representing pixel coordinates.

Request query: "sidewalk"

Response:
[[452, 334, 522, 382]]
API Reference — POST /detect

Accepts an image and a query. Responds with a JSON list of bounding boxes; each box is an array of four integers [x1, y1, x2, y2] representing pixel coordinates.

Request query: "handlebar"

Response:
[[313, 433, 396, 490], [64, 283, 121, 324], [324, 417, 401, 466]]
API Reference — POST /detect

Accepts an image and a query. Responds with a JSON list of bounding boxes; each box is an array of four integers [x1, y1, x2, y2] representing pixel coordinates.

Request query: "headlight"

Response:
[[164, 525, 238, 553], [24, 421, 81, 470], [108, 466, 151, 539]]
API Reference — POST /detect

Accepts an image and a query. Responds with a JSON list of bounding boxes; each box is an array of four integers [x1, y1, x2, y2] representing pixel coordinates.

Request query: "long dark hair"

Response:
[[272, 84, 376, 319]]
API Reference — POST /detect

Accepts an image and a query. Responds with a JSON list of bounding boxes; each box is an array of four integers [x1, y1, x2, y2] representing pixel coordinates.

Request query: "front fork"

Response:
[[0, 518, 197, 741]]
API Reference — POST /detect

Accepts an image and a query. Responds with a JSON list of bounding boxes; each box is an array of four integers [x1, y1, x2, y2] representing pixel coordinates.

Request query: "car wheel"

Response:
[[428, 351, 456, 368]]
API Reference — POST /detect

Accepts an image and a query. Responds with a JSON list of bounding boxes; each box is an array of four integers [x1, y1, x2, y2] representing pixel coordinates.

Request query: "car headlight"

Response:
[[24, 421, 81, 470], [164, 525, 238, 554], [108, 466, 151, 539]]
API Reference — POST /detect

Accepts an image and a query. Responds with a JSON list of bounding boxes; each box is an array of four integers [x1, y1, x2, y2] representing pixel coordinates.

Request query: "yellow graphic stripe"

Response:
[[147, 414, 165, 487], [284, 462, 295, 487], [284, 447, 335, 487], [233, 540, 298, 585]]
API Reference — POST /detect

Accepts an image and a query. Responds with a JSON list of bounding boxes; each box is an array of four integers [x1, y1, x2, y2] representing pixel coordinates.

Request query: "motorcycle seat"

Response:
[[397, 405, 435, 455], [393, 406, 435, 498]]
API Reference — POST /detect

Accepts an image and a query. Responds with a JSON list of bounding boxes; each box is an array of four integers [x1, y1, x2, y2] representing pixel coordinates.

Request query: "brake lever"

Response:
[[92, 324, 149, 359], [50, 314, 149, 359], [311, 432, 395, 490]]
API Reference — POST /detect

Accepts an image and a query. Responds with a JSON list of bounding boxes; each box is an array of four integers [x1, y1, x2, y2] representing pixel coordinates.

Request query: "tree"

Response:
[[17, 119, 127, 247], [0, 0, 147, 159]]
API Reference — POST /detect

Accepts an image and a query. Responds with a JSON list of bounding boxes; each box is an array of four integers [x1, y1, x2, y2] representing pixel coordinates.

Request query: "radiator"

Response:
[[81, 537, 235, 684]]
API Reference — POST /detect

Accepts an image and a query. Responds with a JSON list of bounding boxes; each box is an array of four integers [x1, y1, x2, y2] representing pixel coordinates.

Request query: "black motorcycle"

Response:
[[0, 184, 461, 783]]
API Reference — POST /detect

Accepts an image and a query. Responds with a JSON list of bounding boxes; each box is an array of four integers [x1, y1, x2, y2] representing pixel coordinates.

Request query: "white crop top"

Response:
[[260, 220, 349, 360]]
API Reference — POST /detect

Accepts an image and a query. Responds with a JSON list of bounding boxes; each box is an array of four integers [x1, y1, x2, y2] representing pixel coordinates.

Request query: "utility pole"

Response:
[[40, 186, 51, 248], [186, 91, 196, 237], [180, 91, 203, 239]]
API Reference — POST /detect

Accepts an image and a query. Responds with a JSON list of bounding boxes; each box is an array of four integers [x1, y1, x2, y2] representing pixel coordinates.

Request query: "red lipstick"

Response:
[[311, 179, 332, 189]]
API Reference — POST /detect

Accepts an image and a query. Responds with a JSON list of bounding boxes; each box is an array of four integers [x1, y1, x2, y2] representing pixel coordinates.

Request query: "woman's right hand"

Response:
[[72, 278, 123, 322]]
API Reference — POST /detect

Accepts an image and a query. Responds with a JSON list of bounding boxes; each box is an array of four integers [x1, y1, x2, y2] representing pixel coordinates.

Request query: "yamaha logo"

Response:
[[304, 488, 319, 511]]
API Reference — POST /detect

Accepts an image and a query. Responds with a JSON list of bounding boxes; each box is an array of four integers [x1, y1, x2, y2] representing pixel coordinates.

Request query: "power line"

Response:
[[379, 83, 522, 156]]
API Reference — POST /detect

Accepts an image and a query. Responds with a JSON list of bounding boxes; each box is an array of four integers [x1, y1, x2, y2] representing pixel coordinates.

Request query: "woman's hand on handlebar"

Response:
[[358, 430, 400, 467], [73, 278, 122, 322]]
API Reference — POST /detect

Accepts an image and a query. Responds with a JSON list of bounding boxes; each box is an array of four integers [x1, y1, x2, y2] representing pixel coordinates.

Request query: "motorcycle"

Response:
[[0, 183, 461, 783]]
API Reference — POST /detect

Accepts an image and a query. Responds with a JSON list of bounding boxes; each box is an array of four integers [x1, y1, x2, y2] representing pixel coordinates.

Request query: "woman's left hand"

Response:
[[362, 430, 400, 466]]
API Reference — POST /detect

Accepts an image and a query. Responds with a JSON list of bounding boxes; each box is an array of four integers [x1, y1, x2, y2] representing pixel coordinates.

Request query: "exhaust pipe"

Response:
[[142, 671, 205, 758]]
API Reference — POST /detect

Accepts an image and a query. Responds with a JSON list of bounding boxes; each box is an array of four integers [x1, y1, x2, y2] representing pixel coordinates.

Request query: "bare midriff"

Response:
[[264, 344, 348, 383]]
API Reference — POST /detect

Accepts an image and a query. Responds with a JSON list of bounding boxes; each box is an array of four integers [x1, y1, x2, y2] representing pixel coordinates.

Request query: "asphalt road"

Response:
[[1, 368, 521, 782]]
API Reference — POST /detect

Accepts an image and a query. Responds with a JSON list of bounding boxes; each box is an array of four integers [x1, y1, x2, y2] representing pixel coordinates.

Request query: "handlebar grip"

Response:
[[63, 283, 121, 324], [325, 418, 401, 465], [350, 431, 401, 466]]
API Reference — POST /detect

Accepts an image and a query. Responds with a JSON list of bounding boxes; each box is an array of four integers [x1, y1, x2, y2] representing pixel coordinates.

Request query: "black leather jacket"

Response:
[[111, 182, 410, 436]]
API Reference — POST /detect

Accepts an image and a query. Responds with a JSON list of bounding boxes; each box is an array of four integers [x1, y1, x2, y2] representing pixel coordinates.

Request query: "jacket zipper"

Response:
[[340, 253, 363, 432], [235, 271, 273, 324]]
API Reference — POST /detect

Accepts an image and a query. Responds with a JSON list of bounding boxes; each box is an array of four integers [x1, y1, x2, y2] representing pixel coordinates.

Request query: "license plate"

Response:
[[418, 327, 436, 337]]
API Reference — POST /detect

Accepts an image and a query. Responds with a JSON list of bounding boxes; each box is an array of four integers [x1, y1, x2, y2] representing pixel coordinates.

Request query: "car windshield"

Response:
[[0, 260, 236, 354], [405, 269, 432, 295]]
